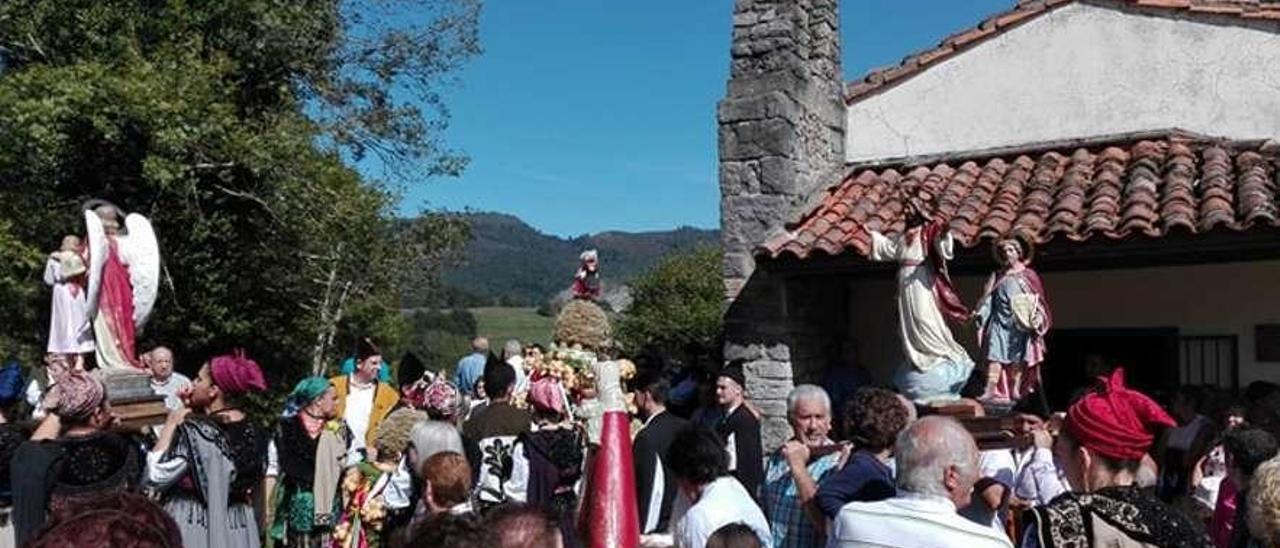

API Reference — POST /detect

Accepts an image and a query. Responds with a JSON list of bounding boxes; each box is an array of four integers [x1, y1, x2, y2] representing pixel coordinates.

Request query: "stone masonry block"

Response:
[[745, 359, 791, 379], [748, 377, 794, 400], [717, 91, 800, 124], [719, 160, 759, 195], [723, 342, 765, 362]]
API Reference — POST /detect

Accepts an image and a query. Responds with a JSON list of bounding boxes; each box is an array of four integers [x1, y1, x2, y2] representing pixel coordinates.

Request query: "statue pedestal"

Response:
[[919, 399, 1021, 450], [101, 370, 167, 432]]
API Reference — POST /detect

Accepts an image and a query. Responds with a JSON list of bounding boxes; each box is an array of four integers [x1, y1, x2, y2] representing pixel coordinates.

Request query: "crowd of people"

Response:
[[4, 336, 1280, 548]]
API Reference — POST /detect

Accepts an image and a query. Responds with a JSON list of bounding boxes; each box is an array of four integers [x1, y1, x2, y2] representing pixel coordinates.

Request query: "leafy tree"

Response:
[[0, 1, 478, 384], [616, 246, 724, 357], [405, 308, 477, 376]]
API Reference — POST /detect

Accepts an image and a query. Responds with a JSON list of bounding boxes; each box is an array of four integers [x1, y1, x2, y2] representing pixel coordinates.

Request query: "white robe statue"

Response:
[[44, 244, 95, 354], [869, 228, 974, 403]]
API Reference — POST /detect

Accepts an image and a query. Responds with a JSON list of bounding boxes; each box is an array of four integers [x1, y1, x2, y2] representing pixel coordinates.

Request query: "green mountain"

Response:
[[436, 212, 719, 307]]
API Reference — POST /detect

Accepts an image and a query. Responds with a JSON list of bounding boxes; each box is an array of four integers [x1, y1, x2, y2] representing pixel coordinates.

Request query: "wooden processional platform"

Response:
[[918, 400, 1022, 450]]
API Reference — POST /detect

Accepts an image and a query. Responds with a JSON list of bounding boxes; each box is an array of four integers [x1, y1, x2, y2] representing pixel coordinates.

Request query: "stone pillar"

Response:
[[719, 0, 846, 450]]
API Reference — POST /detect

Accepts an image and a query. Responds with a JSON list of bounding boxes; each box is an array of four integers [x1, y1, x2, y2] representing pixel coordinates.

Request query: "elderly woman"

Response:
[[147, 352, 270, 548], [266, 377, 348, 548], [11, 371, 143, 545]]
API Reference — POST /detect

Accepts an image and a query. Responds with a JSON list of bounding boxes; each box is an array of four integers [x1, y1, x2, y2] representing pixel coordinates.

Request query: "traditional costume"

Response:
[[11, 372, 143, 545], [1021, 369, 1211, 548], [333, 408, 428, 548], [268, 377, 350, 548], [522, 377, 584, 548], [331, 338, 400, 458], [147, 352, 269, 548]]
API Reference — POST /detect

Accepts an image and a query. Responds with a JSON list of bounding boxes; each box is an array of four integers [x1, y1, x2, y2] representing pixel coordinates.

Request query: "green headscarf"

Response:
[[283, 376, 331, 418]]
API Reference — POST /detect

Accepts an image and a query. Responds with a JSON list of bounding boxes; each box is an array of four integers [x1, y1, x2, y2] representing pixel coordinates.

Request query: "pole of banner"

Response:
[[582, 410, 639, 548]]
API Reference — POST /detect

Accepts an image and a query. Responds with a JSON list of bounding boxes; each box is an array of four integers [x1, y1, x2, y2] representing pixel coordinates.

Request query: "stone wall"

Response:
[[718, 0, 846, 450]]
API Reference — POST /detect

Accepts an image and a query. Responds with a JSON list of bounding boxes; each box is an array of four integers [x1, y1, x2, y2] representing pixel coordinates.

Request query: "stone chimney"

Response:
[[718, 0, 846, 447]]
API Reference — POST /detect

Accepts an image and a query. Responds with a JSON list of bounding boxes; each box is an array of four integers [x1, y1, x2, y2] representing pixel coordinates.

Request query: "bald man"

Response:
[[145, 346, 190, 410], [830, 416, 1013, 548]]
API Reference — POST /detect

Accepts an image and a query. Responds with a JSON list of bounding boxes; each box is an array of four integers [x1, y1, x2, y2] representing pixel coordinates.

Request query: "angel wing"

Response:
[[123, 214, 161, 328], [83, 209, 108, 324]]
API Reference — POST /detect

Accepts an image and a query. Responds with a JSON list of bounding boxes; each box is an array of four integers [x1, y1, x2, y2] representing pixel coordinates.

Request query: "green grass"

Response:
[[470, 307, 554, 346]]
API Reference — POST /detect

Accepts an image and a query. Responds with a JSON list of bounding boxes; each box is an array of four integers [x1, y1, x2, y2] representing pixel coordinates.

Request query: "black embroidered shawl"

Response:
[[1025, 485, 1214, 548]]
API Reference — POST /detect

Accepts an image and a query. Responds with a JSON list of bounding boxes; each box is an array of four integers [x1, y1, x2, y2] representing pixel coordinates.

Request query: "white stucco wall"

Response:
[[847, 260, 1280, 389], [845, 2, 1280, 162]]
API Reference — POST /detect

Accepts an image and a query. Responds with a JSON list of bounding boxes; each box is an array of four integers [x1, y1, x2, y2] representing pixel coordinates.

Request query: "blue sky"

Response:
[[383, 0, 1011, 237]]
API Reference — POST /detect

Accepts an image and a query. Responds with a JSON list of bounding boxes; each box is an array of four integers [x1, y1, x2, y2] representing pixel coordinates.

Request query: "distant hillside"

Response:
[[434, 213, 719, 307]]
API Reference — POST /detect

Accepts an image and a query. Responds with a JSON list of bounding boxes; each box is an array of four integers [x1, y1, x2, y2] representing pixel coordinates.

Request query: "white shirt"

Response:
[[151, 372, 192, 411], [830, 491, 1014, 548], [344, 380, 377, 456], [507, 356, 528, 392], [670, 476, 772, 548], [961, 449, 1017, 530]]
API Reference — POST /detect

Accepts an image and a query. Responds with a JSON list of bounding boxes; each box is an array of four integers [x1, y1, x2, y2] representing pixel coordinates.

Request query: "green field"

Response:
[[470, 307, 554, 346]]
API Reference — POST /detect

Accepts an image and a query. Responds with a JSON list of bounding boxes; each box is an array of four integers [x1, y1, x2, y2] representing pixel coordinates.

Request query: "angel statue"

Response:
[[974, 235, 1051, 403], [867, 194, 975, 404], [83, 200, 161, 372]]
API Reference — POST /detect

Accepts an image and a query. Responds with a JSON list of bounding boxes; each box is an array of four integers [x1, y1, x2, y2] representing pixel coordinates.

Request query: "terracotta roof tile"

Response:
[[845, 0, 1280, 103], [761, 135, 1280, 259]]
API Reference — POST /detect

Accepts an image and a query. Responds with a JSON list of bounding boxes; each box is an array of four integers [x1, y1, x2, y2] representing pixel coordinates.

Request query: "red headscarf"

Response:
[[1065, 368, 1175, 460]]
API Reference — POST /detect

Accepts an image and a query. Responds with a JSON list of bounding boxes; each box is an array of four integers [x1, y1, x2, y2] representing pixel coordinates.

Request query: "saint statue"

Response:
[[974, 235, 1051, 403], [868, 197, 974, 403], [83, 201, 161, 372], [44, 235, 95, 354], [571, 249, 601, 301]]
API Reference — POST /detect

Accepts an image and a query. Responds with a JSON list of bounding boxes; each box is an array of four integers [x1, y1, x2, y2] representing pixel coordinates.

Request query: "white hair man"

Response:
[[502, 339, 528, 392], [761, 385, 841, 547], [830, 415, 1014, 548], [145, 346, 190, 410]]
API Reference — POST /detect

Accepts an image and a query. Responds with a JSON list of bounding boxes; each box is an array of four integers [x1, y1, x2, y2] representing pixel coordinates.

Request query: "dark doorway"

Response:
[[1040, 328, 1180, 410]]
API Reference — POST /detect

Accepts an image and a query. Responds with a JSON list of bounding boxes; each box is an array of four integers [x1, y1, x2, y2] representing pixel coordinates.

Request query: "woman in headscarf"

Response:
[[146, 351, 270, 548], [1021, 369, 1212, 548], [10, 370, 143, 545], [519, 375, 584, 548], [265, 377, 348, 548]]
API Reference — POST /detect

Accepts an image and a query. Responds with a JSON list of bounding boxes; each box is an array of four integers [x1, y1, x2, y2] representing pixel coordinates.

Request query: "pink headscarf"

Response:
[[48, 371, 106, 421], [209, 351, 267, 396], [528, 377, 566, 416], [418, 378, 463, 420]]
